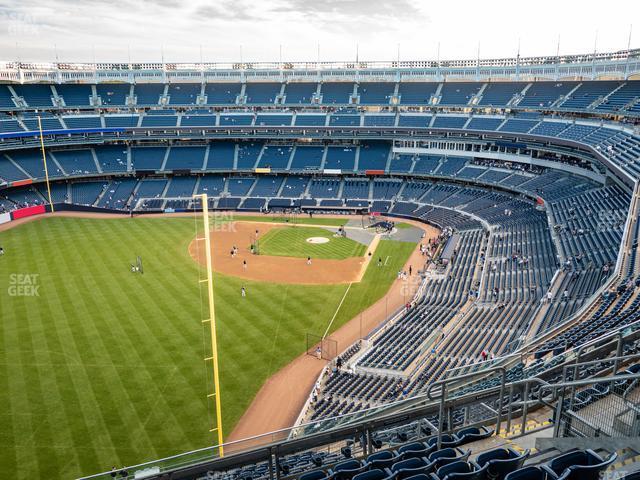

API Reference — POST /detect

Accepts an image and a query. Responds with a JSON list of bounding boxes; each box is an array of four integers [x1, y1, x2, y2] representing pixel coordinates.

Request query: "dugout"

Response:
[[440, 233, 460, 266]]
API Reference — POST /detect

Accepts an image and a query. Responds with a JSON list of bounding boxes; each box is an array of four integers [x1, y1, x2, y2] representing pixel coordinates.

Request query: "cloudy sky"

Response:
[[0, 0, 637, 63]]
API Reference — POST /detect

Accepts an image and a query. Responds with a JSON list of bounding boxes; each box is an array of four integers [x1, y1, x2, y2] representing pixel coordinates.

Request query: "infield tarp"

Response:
[[0, 212, 11, 225]]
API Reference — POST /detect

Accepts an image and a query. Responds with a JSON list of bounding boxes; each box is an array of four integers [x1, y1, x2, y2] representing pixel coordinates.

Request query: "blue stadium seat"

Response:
[[541, 449, 616, 480], [474, 448, 528, 480], [504, 466, 550, 480]]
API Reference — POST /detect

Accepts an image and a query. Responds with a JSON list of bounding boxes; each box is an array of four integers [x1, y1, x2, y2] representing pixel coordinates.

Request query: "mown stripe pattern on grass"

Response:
[[258, 226, 367, 259], [0, 217, 414, 479]]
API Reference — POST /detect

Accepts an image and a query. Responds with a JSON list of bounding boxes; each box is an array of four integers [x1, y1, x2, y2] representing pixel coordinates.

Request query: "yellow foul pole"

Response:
[[196, 193, 224, 456], [37, 115, 55, 213]]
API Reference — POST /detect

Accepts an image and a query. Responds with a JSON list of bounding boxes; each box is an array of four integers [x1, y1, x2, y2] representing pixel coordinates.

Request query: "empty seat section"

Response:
[[342, 179, 369, 199], [290, 146, 324, 170], [596, 80, 640, 112], [437, 157, 467, 176], [284, 83, 317, 104], [432, 116, 467, 128], [518, 81, 578, 108], [0, 85, 17, 108], [131, 147, 166, 170], [279, 176, 308, 197], [257, 146, 292, 170], [561, 81, 620, 110], [251, 176, 283, 197], [197, 175, 226, 196], [363, 115, 395, 126], [357, 142, 389, 171], [204, 83, 241, 104], [255, 114, 292, 126], [167, 83, 201, 105], [56, 84, 94, 107], [181, 114, 217, 127], [132, 179, 167, 203], [52, 150, 97, 175], [398, 115, 432, 127], [478, 82, 524, 106], [164, 146, 206, 170], [237, 142, 263, 169], [97, 179, 137, 209], [413, 155, 441, 174], [140, 112, 178, 127], [466, 117, 503, 130], [309, 178, 340, 198], [499, 119, 538, 133], [295, 114, 327, 126], [133, 84, 164, 105], [439, 82, 481, 105], [227, 177, 255, 196], [8, 149, 64, 179], [320, 83, 354, 104], [165, 176, 198, 197], [97, 84, 130, 106], [324, 147, 356, 171], [389, 154, 413, 173], [0, 119, 24, 133], [12, 84, 54, 107], [220, 114, 253, 126], [398, 82, 438, 104], [94, 145, 128, 172], [330, 114, 360, 126], [358, 82, 394, 104], [71, 181, 106, 206], [62, 115, 102, 128], [244, 83, 281, 104], [206, 142, 236, 170], [0, 153, 30, 182], [22, 114, 63, 130], [104, 115, 139, 127]]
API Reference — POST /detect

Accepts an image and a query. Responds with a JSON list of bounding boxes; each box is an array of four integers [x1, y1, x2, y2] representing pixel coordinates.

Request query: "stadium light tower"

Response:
[[193, 193, 225, 456]]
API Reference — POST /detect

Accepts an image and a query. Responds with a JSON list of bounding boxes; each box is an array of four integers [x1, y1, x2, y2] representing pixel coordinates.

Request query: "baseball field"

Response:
[[0, 212, 427, 479]]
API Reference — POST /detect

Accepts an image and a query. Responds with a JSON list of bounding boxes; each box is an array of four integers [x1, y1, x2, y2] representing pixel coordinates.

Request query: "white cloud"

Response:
[[0, 0, 637, 63]]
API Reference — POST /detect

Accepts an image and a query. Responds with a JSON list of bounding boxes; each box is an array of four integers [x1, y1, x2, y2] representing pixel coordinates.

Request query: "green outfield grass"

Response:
[[236, 215, 349, 227], [395, 222, 413, 229], [0, 216, 415, 479], [330, 239, 417, 326], [258, 226, 367, 259]]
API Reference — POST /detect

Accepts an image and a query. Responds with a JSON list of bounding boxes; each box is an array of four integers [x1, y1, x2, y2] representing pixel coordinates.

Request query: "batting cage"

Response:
[[277, 209, 299, 225], [306, 333, 338, 361], [362, 212, 394, 233]]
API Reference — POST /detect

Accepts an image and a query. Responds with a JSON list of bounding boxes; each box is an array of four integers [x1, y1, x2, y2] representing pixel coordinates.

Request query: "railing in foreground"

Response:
[[78, 344, 640, 480]]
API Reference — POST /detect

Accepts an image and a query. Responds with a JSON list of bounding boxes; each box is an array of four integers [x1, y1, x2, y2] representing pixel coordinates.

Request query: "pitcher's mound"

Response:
[[306, 237, 330, 244]]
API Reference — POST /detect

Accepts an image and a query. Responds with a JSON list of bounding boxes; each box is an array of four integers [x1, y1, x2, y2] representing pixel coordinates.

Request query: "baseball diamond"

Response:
[[1, 6, 640, 479]]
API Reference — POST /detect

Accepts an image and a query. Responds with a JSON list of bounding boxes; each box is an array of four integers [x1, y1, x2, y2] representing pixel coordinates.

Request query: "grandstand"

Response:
[[2, 47, 640, 480]]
